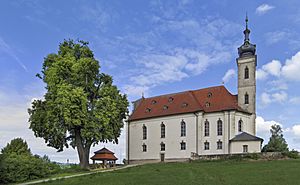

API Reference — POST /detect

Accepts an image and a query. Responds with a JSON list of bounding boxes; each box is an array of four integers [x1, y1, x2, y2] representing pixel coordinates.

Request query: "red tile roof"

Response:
[[128, 85, 249, 121]]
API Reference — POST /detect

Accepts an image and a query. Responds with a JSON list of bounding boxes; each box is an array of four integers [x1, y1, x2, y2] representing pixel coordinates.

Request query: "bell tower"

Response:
[[237, 15, 257, 133]]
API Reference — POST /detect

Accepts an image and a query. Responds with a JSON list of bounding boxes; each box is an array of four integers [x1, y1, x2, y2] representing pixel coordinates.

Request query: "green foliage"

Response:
[[262, 124, 289, 152], [282, 150, 300, 159], [1, 137, 31, 155], [0, 139, 61, 184], [28, 39, 129, 168]]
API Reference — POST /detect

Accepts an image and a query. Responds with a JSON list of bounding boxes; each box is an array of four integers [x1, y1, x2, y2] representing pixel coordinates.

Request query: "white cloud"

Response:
[[260, 91, 288, 105], [256, 4, 275, 15], [256, 69, 268, 80], [281, 51, 300, 81], [289, 97, 300, 104], [265, 31, 288, 45], [262, 60, 282, 77], [123, 85, 150, 98], [292, 125, 300, 137], [256, 116, 282, 143], [222, 69, 235, 83]]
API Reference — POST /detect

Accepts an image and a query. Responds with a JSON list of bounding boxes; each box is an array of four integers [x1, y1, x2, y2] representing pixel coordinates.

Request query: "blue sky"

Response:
[[1, 0, 300, 163]]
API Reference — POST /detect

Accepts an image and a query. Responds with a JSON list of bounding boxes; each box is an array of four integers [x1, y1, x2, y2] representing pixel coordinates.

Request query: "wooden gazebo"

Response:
[[90, 147, 118, 167]]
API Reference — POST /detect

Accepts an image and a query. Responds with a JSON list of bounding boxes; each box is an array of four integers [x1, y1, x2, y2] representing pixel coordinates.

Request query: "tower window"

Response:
[[238, 120, 243, 132], [160, 142, 165, 151], [181, 120, 186, 137], [161, 123, 165, 138], [244, 93, 249, 104], [245, 66, 249, 79], [204, 120, 209, 136], [143, 125, 147, 140], [217, 119, 223, 136]]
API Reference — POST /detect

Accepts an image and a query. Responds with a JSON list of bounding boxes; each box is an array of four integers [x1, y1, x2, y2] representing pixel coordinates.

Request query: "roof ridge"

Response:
[[189, 90, 203, 110]]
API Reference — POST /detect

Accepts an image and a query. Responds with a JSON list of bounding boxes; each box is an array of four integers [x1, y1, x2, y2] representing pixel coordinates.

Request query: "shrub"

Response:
[[282, 150, 300, 159]]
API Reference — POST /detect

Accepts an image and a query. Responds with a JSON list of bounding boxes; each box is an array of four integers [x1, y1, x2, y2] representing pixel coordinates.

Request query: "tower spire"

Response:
[[238, 14, 256, 57]]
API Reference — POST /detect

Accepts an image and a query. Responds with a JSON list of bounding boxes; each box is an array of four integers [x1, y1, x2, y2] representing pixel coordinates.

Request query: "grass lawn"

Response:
[[40, 159, 300, 185]]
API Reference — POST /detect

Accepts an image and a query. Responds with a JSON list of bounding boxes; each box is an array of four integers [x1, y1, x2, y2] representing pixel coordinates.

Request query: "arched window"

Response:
[[217, 119, 222, 136], [161, 123, 165, 138], [245, 93, 249, 104], [238, 120, 243, 132], [204, 120, 209, 136], [204, 141, 209, 150], [143, 125, 147, 140], [217, 140, 222, 150], [160, 142, 165, 151], [181, 120, 186, 137], [245, 66, 249, 79]]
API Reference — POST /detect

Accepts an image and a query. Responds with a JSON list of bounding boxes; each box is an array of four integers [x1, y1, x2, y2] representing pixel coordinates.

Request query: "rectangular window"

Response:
[[204, 120, 209, 136], [180, 141, 186, 150], [217, 141, 222, 150], [204, 142, 209, 150], [142, 144, 147, 152], [181, 121, 186, 137], [243, 145, 248, 153], [161, 143, 165, 151]]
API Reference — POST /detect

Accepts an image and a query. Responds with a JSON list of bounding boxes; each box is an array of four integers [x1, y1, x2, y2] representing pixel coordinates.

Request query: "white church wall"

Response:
[[128, 113, 197, 161]]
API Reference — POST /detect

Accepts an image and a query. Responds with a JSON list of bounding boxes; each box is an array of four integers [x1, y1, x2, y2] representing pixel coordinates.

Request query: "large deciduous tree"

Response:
[[262, 124, 289, 152], [28, 40, 129, 168]]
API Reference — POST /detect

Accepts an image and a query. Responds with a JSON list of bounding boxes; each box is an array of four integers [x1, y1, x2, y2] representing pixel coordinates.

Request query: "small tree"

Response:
[[1, 138, 31, 156], [28, 40, 129, 169], [262, 124, 288, 152]]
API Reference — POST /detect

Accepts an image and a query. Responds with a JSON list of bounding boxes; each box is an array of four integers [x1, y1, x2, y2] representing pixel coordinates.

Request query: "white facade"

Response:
[[127, 110, 261, 163]]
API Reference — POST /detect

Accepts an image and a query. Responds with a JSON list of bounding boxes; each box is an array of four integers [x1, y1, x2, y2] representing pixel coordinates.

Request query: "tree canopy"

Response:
[[262, 124, 289, 152], [1, 138, 31, 156], [28, 40, 129, 168]]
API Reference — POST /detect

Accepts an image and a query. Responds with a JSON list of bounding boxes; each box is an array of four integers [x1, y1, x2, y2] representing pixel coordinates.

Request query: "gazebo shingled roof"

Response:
[[90, 147, 118, 161]]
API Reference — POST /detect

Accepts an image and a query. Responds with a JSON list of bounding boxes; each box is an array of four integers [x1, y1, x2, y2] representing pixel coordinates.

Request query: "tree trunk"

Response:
[[75, 129, 91, 169]]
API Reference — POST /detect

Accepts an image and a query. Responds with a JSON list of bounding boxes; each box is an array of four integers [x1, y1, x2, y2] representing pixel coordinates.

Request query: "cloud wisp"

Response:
[[256, 4, 275, 15]]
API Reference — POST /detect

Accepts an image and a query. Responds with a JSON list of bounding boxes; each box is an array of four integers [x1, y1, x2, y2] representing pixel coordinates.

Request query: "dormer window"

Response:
[[146, 108, 151, 113], [205, 102, 210, 107], [151, 100, 157, 104], [207, 92, 212, 98], [163, 105, 168, 110], [182, 102, 188, 108], [168, 97, 174, 103]]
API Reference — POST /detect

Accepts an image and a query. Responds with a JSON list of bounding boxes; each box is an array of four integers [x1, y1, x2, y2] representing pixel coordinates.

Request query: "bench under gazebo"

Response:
[[91, 147, 118, 167]]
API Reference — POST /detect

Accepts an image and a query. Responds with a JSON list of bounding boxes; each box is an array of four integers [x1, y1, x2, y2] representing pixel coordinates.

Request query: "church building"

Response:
[[126, 17, 263, 164]]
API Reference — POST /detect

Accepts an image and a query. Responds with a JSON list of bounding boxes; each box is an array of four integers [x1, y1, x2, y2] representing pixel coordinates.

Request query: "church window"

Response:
[[243, 145, 248, 153], [163, 105, 168, 110], [217, 140, 222, 150], [142, 144, 147, 152], [204, 141, 209, 150], [160, 142, 165, 151], [244, 93, 249, 104], [245, 66, 249, 79], [181, 120, 186, 137], [161, 123, 165, 138], [168, 97, 174, 103], [143, 125, 147, 140], [180, 141, 186, 150], [238, 120, 243, 132], [204, 120, 209, 136], [217, 119, 223, 136]]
